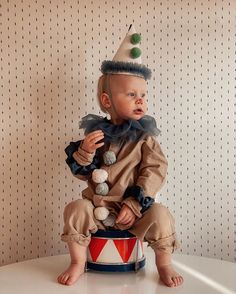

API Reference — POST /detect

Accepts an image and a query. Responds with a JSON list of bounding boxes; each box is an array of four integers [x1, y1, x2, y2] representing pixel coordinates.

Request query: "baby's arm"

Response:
[[81, 130, 104, 153], [73, 130, 104, 165], [116, 204, 137, 228], [122, 136, 168, 216], [136, 136, 168, 196], [65, 130, 104, 179]]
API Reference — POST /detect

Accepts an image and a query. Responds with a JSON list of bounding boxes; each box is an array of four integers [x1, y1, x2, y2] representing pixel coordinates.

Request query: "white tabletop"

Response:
[[0, 251, 236, 294]]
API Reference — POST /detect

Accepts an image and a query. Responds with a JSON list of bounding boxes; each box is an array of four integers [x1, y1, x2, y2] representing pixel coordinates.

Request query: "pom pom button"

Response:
[[130, 47, 142, 59], [92, 169, 108, 184], [95, 182, 109, 196], [103, 151, 116, 166], [131, 33, 141, 45]]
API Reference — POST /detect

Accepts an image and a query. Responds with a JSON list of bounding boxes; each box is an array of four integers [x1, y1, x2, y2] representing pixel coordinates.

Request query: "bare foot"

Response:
[[155, 249, 183, 287], [157, 264, 183, 287], [57, 263, 85, 286]]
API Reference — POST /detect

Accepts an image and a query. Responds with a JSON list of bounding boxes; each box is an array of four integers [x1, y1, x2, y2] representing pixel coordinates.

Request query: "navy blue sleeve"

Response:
[[123, 185, 155, 213], [65, 140, 101, 176]]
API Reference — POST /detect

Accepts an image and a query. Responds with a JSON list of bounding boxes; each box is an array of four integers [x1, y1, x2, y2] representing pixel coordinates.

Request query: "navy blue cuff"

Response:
[[65, 140, 100, 176], [124, 186, 155, 213]]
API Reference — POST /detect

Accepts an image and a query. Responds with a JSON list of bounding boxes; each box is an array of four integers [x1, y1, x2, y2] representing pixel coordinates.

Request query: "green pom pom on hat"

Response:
[[131, 33, 141, 44], [130, 47, 142, 59]]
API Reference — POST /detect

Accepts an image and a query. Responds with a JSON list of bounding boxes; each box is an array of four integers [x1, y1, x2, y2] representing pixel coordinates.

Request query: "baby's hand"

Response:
[[81, 130, 104, 153], [116, 204, 137, 228]]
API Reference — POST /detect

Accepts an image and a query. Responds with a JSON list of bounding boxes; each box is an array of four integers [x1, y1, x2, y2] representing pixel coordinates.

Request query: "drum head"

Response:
[[92, 229, 135, 238]]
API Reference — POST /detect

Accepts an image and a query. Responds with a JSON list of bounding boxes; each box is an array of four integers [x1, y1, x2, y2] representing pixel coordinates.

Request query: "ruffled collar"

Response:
[[79, 114, 161, 145]]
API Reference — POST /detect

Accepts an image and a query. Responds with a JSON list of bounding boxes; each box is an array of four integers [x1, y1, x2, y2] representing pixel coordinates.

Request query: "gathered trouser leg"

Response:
[[61, 199, 105, 247], [61, 200, 179, 253], [129, 203, 180, 254]]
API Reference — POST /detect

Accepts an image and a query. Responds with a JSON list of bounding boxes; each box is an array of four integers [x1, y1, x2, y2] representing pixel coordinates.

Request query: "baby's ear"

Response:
[[100, 92, 111, 109]]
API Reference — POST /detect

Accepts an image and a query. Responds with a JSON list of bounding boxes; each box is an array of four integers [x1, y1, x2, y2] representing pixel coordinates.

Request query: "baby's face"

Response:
[[108, 74, 147, 125]]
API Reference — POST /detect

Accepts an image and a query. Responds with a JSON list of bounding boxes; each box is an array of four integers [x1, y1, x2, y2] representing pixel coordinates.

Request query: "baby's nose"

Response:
[[136, 98, 144, 104]]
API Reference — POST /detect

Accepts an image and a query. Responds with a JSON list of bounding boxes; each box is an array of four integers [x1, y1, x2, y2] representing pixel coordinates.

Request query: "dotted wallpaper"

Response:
[[0, 0, 235, 266]]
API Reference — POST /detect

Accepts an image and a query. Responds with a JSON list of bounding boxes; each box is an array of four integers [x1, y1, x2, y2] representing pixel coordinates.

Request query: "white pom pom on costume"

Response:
[[102, 214, 116, 227], [94, 207, 110, 221], [95, 182, 109, 196], [92, 169, 108, 184]]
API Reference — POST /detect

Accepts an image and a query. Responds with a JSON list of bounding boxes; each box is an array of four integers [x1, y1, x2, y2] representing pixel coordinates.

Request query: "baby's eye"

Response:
[[127, 92, 135, 97], [141, 93, 146, 98]]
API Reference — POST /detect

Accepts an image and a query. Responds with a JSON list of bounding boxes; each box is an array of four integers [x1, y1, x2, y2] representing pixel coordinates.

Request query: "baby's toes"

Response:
[[172, 276, 179, 287], [59, 274, 69, 285], [178, 275, 184, 285], [57, 274, 64, 284], [165, 277, 175, 287], [173, 275, 183, 286], [66, 275, 77, 286]]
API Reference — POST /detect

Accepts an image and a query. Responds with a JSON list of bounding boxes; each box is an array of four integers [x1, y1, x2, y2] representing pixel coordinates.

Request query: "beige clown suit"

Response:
[[61, 25, 179, 255]]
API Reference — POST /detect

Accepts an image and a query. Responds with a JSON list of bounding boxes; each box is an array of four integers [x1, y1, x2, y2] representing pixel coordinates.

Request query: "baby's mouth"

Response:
[[133, 108, 144, 115]]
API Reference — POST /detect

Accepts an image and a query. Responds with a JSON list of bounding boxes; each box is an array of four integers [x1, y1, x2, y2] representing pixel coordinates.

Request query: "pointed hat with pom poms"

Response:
[[101, 24, 151, 80]]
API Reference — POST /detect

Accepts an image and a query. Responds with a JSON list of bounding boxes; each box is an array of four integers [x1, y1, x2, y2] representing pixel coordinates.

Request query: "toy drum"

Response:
[[86, 229, 145, 272]]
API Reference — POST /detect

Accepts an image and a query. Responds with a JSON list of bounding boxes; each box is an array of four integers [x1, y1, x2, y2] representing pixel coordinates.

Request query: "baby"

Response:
[[57, 25, 183, 288]]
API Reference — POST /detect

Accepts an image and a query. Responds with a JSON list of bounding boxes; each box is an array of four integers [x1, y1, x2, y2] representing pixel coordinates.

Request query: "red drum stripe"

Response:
[[89, 238, 108, 262], [113, 239, 137, 263]]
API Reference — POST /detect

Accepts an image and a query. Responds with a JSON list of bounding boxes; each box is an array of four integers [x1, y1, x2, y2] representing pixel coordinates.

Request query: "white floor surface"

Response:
[[0, 250, 236, 294]]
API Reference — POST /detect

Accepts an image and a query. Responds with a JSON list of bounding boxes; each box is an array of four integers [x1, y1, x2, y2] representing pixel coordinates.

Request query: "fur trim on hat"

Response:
[[101, 60, 152, 80]]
